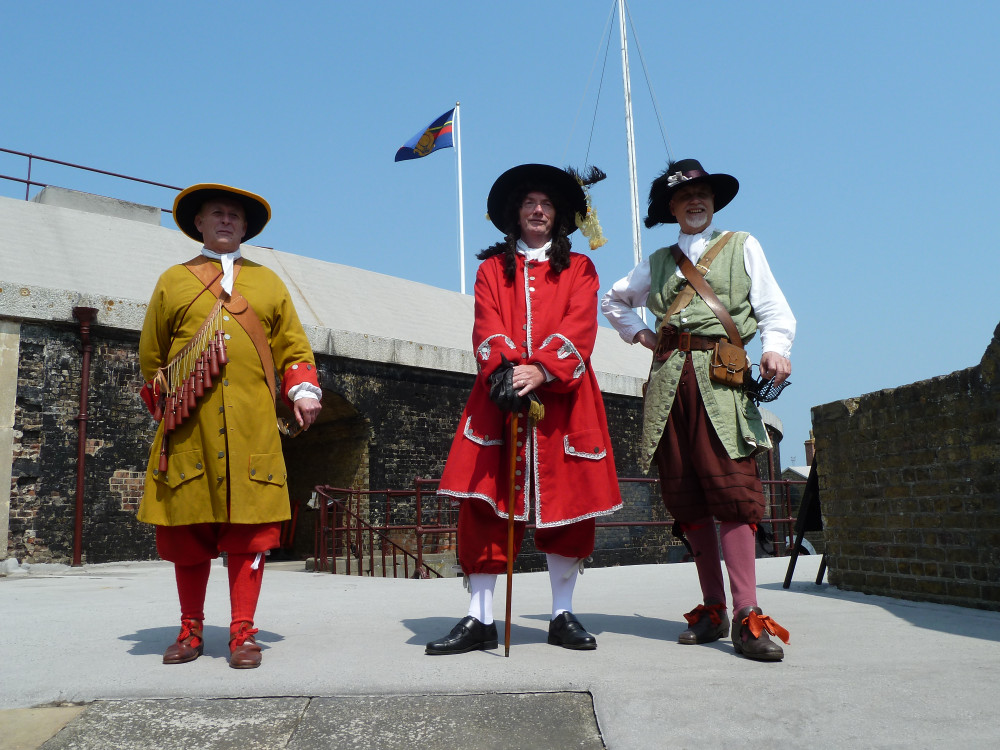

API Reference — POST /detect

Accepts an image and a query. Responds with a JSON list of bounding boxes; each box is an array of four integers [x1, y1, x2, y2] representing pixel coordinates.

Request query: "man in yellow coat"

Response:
[[138, 184, 321, 668]]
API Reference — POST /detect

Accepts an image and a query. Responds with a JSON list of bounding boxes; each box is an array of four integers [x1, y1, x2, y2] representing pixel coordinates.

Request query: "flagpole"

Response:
[[618, 0, 645, 323], [454, 101, 467, 294]]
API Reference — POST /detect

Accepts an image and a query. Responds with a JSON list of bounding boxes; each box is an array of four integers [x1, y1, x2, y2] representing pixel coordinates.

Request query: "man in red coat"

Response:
[[427, 164, 622, 655]]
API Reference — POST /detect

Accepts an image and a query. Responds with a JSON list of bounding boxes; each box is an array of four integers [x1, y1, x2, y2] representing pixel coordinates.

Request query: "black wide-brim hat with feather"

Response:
[[487, 164, 587, 236], [173, 183, 271, 243], [644, 159, 739, 227]]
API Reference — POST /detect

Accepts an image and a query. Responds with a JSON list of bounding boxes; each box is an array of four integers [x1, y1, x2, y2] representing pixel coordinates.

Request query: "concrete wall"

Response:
[[812, 322, 1000, 611], [0, 320, 19, 558]]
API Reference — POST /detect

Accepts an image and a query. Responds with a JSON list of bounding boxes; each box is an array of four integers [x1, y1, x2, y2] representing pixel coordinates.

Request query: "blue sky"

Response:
[[2, 1, 998, 468]]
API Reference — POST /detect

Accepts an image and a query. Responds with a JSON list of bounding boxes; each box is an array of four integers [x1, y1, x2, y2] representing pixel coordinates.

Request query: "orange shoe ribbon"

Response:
[[684, 602, 726, 627], [747, 610, 790, 644]]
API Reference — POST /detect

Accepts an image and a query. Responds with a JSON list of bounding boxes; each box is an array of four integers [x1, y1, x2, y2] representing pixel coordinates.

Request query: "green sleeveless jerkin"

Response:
[[639, 231, 771, 472]]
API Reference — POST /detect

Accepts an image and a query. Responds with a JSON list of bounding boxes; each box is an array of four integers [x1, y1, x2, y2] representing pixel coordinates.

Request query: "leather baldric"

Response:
[[184, 256, 277, 403], [667, 232, 743, 347]]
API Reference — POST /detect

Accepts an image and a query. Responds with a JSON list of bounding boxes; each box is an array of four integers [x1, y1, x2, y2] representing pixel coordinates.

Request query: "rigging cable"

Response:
[[624, 1, 673, 162], [562, 2, 617, 167]]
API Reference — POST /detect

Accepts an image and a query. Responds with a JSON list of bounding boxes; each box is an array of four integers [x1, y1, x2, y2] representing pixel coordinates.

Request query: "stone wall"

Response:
[[8, 323, 155, 563], [4, 321, 676, 567], [812, 322, 1000, 611], [6, 319, 792, 569]]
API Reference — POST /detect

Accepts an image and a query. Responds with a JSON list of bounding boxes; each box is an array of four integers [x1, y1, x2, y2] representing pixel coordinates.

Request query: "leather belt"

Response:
[[653, 328, 719, 361]]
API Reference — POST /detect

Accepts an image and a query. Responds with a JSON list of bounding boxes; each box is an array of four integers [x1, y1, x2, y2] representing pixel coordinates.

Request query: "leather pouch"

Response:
[[710, 339, 747, 387]]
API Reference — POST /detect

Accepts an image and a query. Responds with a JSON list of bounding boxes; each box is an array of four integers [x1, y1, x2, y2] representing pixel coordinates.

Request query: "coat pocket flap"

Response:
[[462, 416, 503, 446], [248, 453, 287, 486], [563, 429, 606, 460], [152, 449, 205, 489]]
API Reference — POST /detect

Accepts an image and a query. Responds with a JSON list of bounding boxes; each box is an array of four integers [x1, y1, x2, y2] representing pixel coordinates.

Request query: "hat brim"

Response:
[[173, 183, 271, 243], [486, 164, 587, 236], [645, 173, 739, 226]]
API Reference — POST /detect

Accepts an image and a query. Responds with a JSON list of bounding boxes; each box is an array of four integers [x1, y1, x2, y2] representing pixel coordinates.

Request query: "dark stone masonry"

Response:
[[12, 320, 753, 569], [812, 322, 1000, 611]]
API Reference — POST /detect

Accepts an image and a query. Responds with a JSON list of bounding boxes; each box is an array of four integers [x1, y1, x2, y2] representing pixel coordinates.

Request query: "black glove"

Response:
[[488, 354, 524, 412]]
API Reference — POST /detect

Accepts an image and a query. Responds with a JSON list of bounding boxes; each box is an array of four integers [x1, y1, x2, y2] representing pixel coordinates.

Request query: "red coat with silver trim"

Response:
[[437, 251, 622, 527]]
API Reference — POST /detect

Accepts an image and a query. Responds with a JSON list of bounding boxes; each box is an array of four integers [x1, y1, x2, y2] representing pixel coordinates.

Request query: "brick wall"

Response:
[[9, 324, 155, 563], [7, 320, 787, 568], [812, 322, 1000, 611]]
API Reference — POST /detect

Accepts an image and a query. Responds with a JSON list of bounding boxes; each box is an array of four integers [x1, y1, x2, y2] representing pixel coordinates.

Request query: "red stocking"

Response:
[[228, 552, 264, 628], [174, 560, 210, 622]]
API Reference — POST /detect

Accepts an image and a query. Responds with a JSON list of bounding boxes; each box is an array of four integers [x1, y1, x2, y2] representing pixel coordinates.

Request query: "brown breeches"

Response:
[[653, 355, 765, 525]]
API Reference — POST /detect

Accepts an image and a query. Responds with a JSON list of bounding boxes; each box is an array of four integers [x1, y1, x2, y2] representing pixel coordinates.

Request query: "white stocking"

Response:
[[546, 553, 580, 619], [466, 573, 497, 625]]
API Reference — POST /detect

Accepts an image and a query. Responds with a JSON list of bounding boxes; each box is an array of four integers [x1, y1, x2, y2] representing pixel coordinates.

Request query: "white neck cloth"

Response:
[[200, 246, 242, 294], [516, 238, 552, 262]]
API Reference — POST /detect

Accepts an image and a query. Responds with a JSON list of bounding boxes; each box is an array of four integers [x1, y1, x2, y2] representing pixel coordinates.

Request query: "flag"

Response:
[[394, 108, 455, 162]]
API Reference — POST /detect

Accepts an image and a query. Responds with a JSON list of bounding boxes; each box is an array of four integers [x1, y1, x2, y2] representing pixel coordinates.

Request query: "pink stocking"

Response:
[[719, 522, 758, 612], [682, 519, 726, 606]]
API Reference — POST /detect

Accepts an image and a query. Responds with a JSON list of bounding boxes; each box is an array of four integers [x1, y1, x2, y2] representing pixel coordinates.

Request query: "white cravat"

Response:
[[200, 246, 241, 295], [516, 238, 551, 261]]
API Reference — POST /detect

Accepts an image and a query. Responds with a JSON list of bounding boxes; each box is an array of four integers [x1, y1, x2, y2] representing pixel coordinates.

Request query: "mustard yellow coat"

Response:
[[137, 259, 316, 526]]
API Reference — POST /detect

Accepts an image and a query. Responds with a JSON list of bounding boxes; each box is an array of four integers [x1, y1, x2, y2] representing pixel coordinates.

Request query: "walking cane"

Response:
[[504, 410, 518, 657]]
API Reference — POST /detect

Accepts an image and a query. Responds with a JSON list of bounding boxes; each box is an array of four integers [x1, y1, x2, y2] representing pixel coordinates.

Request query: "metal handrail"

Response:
[[0, 146, 181, 212], [313, 476, 810, 577]]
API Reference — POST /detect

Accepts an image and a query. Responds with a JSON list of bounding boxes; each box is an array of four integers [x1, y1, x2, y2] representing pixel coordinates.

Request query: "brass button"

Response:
[[179, 473, 186, 480], [218, 451, 225, 459], [195, 463, 203, 470], [251, 468, 256, 476], [267, 474, 273, 480]]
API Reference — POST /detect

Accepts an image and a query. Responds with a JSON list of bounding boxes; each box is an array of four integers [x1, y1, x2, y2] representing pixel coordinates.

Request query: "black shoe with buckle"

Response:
[[547, 612, 597, 650], [425, 616, 499, 655]]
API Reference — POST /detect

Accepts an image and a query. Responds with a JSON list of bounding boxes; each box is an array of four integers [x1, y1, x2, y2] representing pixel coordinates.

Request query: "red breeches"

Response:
[[457, 499, 595, 575]]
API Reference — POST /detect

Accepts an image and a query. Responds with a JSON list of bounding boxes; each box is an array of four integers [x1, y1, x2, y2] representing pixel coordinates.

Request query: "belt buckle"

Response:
[[677, 331, 691, 351]]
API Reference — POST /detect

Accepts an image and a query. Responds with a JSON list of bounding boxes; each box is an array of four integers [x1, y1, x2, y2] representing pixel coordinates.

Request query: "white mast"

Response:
[[618, 0, 645, 321], [454, 101, 467, 294]]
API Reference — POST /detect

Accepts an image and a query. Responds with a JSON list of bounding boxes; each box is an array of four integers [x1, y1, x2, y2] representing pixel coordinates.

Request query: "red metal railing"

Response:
[[313, 476, 807, 577], [0, 146, 181, 212]]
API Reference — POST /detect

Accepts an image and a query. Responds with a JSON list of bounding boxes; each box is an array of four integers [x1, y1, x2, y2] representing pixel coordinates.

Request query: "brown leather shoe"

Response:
[[162, 618, 204, 665], [731, 606, 789, 662], [229, 623, 262, 669], [678, 601, 729, 645]]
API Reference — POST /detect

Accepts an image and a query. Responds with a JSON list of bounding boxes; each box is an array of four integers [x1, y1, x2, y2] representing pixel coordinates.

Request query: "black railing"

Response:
[[312, 476, 807, 578], [0, 146, 181, 212]]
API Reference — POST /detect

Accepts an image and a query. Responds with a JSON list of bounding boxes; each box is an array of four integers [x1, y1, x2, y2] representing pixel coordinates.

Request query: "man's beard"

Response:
[[684, 211, 709, 231]]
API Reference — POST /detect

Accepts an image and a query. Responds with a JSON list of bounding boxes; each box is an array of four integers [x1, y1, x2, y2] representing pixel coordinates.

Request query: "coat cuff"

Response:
[[282, 362, 320, 409]]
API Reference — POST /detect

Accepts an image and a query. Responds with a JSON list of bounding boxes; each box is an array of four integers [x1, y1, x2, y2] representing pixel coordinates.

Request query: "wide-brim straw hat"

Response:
[[173, 183, 271, 243], [644, 159, 739, 227], [486, 164, 587, 236]]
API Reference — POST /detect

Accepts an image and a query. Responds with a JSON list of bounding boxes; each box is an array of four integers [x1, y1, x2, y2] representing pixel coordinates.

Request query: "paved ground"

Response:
[[1, 555, 998, 749]]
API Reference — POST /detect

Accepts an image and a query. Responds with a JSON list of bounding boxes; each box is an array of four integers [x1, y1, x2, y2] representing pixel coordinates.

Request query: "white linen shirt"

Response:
[[601, 223, 795, 358]]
